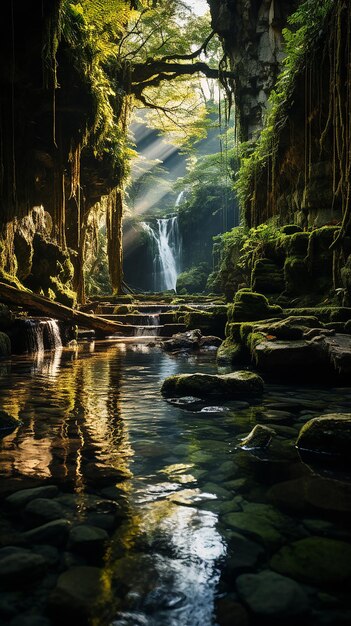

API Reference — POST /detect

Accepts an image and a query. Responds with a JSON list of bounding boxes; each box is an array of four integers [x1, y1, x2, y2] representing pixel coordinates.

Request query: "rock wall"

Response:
[[208, 0, 298, 140]]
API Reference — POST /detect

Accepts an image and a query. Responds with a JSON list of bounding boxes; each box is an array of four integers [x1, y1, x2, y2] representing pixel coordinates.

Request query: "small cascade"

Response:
[[141, 215, 182, 291], [134, 312, 160, 336], [22, 318, 62, 353]]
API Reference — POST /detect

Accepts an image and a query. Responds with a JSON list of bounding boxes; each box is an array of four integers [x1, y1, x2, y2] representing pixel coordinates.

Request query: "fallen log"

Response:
[[0, 282, 134, 336]]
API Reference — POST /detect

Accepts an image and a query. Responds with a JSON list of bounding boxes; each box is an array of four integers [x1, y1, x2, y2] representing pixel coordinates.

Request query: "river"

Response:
[[0, 340, 351, 625]]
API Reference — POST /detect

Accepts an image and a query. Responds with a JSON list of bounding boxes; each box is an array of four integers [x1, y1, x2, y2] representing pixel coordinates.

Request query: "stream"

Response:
[[0, 340, 351, 625]]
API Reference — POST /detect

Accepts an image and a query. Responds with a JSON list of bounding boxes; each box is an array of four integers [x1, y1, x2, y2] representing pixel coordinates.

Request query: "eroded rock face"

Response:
[[209, 0, 299, 140]]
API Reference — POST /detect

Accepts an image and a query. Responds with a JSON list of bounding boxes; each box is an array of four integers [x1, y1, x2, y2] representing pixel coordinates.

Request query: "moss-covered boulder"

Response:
[[217, 338, 243, 365], [253, 339, 320, 375], [161, 371, 264, 399], [182, 310, 227, 337], [271, 537, 351, 586], [285, 232, 310, 257], [296, 413, 351, 458], [0, 332, 11, 357], [284, 257, 310, 294], [229, 290, 283, 323], [280, 225, 303, 235], [251, 258, 285, 294]]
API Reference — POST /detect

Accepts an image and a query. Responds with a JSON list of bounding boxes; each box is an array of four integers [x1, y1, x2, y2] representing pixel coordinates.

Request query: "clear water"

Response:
[[1, 341, 351, 625]]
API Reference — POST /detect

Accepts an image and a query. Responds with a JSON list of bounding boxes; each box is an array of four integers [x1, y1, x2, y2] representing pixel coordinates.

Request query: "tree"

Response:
[[60, 0, 234, 297]]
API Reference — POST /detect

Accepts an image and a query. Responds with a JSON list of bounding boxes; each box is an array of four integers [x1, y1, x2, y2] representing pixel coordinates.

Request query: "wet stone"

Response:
[[68, 525, 109, 559], [216, 597, 249, 626], [224, 532, 265, 575], [48, 566, 103, 620], [23, 519, 71, 547], [6, 486, 59, 509], [236, 570, 309, 616], [222, 502, 297, 548], [0, 548, 48, 586], [239, 424, 276, 449], [24, 498, 65, 526], [9, 615, 51, 626], [270, 537, 351, 586]]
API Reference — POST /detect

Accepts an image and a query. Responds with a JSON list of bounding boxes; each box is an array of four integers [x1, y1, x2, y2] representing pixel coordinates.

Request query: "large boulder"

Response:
[[162, 329, 202, 352], [296, 413, 351, 458], [228, 290, 283, 323], [161, 371, 264, 399]]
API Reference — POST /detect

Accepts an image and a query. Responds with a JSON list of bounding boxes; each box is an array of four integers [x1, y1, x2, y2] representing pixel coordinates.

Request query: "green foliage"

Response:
[[176, 263, 210, 294], [235, 0, 333, 212]]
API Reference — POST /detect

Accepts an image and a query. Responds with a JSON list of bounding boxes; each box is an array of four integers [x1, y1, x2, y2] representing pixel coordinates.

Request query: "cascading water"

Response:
[[141, 215, 182, 292], [23, 318, 62, 353]]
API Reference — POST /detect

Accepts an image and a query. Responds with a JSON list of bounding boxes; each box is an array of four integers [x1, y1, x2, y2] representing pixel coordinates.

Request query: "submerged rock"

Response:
[[296, 413, 351, 458], [6, 485, 59, 508], [236, 570, 309, 616], [0, 548, 48, 585], [162, 329, 202, 352], [271, 537, 351, 586], [48, 566, 103, 620], [0, 410, 18, 435], [161, 371, 264, 399], [239, 424, 276, 449]]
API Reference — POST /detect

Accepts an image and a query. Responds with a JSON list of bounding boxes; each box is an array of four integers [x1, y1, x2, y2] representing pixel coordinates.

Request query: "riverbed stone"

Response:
[[23, 519, 71, 546], [239, 424, 276, 449], [161, 371, 264, 399], [236, 570, 309, 616], [224, 531, 265, 575], [270, 537, 351, 586], [0, 548, 48, 585], [268, 475, 351, 514], [222, 502, 296, 547], [216, 597, 249, 626], [6, 485, 59, 509], [24, 498, 65, 526], [68, 525, 109, 559], [296, 413, 351, 457], [48, 566, 104, 620]]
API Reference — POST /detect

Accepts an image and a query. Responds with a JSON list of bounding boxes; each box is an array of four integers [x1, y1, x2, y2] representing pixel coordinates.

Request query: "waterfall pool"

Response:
[[0, 340, 351, 625]]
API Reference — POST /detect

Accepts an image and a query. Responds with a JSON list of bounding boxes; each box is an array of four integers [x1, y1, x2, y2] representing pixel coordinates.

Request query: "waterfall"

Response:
[[23, 318, 62, 353], [141, 216, 181, 292]]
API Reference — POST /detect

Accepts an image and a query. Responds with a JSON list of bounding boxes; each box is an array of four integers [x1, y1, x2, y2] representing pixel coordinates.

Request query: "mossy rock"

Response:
[[217, 338, 243, 365], [225, 322, 242, 342], [229, 290, 283, 323], [113, 304, 132, 314], [286, 232, 310, 256], [14, 230, 33, 281], [0, 304, 14, 331], [284, 257, 310, 294], [239, 424, 276, 449], [280, 225, 303, 235], [183, 310, 227, 337], [0, 332, 11, 357], [251, 259, 285, 294], [161, 371, 264, 399], [271, 537, 351, 586], [296, 413, 351, 458]]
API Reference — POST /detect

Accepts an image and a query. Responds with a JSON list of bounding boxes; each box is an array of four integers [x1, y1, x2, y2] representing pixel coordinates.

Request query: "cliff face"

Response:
[[209, 0, 298, 140], [0, 0, 127, 301]]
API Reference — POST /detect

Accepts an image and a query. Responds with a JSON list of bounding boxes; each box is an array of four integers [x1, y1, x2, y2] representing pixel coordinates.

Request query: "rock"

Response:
[[68, 525, 108, 560], [222, 502, 296, 548], [6, 485, 59, 509], [271, 537, 351, 586], [268, 475, 351, 514], [296, 413, 351, 458], [216, 597, 249, 626], [9, 615, 51, 626], [162, 329, 202, 352], [228, 290, 283, 323], [239, 424, 276, 449], [23, 519, 71, 546], [253, 339, 321, 375], [165, 396, 203, 409], [217, 338, 243, 365], [258, 409, 294, 424], [0, 548, 47, 585], [199, 335, 222, 348], [0, 410, 18, 435], [236, 570, 309, 616], [24, 498, 65, 526], [48, 566, 103, 621], [161, 371, 264, 399], [223, 532, 264, 575]]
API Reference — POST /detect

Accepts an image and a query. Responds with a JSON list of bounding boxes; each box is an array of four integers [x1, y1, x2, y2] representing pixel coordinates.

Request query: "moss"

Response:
[[246, 331, 266, 352], [231, 290, 283, 322], [286, 232, 310, 257], [280, 225, 303, 235], [284, 256, 310, 294], [217, 338, 243, 365], [251, 258, 285, 294], [284, 307, 351, 323], [113, 304, 133, 314], [0, 304, 14, 331], [183, 310, 227, 337], [0, 332, 11, 357], [225, 322, 242, 342], [14, 230, 33, 281]]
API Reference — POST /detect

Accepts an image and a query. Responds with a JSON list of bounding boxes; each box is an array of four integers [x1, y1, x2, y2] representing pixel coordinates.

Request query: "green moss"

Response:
[[225, 322, 242, 342], [280, 225, 303, 235], [284, 256, 310, 294], [286, 232, 310, 257], [176, 263, 210, 294], [231, 290, 283, 322], [217, 338, 243, 365], [183, 310, 227, 337], [113, 304, 133, 314]]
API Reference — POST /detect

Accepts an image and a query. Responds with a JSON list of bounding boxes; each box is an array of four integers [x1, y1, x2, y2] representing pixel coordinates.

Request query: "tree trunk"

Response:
[[107, 187, 124, 294], [0, 282, 134, 335]]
